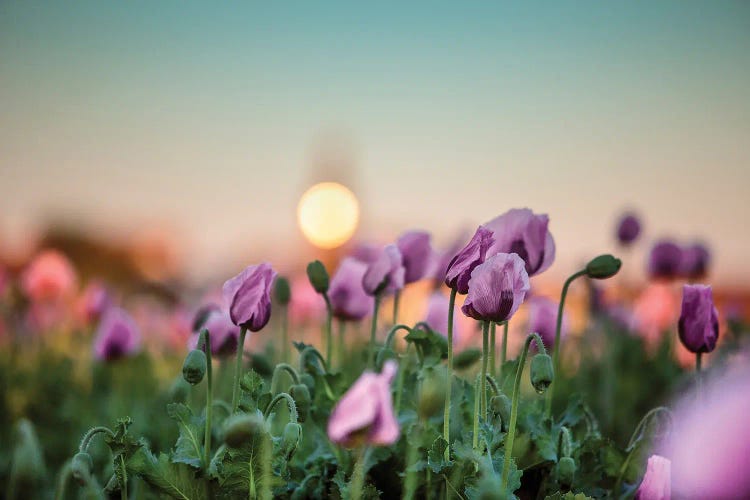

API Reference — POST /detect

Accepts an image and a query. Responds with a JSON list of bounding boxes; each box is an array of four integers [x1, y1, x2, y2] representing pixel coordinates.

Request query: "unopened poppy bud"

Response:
[[290, 384, 311, 423], [280, 422, 302, 459], [453, 348, 482, 370], [418, 367, 446, 419], [306, 260, 329, 294], [585, 254, 622, 280], [556, 456, 576, 488], [223, 413, 265, 448], [182, 349, 207, 385], [300, 373, 316, 397], [490, 394, 512, 430], [71, 452, 93, 485], [530, 354, 554, 394], [274, 276, 291, 306]]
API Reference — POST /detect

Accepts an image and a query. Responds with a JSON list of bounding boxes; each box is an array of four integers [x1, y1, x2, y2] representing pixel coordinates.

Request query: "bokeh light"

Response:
[[297, 182, 359, 249]]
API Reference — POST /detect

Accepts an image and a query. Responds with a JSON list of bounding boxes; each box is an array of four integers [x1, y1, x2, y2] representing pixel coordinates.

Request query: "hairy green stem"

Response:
[[350, 446, 372, 500], [200, 330, 213, 470], [79, 426, 115, 453], [231, 326, 248, 413], [443, 288, 457, 462], [271, 363, 301, 394], [263, 392, 299, 423], [481, 321, 490, 419], [369, 296, 381, 368], [384, 324, 413, 351], [500, 321, 509, 370], [490, 322, 496, 378], [394, 344, 411, 415], [546, 270, 587, 417], [472, 373, 481, 450], [324, 294, 333, 367], [501, 333, 547, 492]]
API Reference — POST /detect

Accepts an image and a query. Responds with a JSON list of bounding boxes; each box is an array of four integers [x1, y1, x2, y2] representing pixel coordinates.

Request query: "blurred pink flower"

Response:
[[21, 250, 77, 302], [362, 244, 405, 296], [93, 307, 142, 361], [636, 455, 671, 500], [526, 296, 568, 349], [329, 257, 372, 321], [667, 366, 750, 498], [76, 281, 112, 325], [289, 275, 326, 326], [188, 308, 240, 356], [632, 283, 679, 348], [396, 230, 433, 284], [328, 360, 399, 447]]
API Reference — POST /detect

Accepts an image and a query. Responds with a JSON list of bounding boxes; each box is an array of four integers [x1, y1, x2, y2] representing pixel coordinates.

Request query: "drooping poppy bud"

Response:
[[223, 412, 266, 448], [585, 254, 622, 280], [636, 455, 671, 500], [490, 394, 512, 430], [461, 253, 530, 323], [289, 384, 311, 423], [483, 208, 556, 276], [71, 452, 94, 485], [274, 276, 292, 306], [678, 284, 719, 353], [280, 422, 302, 459], [396, 230, 433, 284], [556, 456, 576, 488], [306, 260, 330, 295], [529, 354, 554, 394], [182, 349, 207, 385], [445, 226, 494, 294], [222, 263, 277, 331], [616, 212, 641, 246]]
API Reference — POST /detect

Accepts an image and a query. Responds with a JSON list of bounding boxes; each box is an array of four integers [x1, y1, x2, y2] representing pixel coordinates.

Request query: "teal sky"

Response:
[[1, 1, 749, 284]]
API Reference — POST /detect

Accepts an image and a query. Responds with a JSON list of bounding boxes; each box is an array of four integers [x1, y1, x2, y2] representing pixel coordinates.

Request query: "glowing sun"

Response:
[[297, 182, 359, 249]]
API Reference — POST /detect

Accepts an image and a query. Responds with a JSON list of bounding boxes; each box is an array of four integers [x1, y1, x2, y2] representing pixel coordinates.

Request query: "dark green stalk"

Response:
[[443, 288, 457, 461], [490, 322, 496, 378], [231, 326, 248, 413], [324, 294, 333, 367], [200, 330, 213, 470], [481, 321, 490, 418], [369, 296, 382, 368]]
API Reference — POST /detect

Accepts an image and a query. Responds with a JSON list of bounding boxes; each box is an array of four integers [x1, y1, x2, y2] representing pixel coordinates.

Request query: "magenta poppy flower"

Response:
[[680, 243, 710, 280], [93, 307, 142, 361], [444, 227, 494, 294], [78, 281, 112, 324], [647, 240, 682, 280], [222, 263, 277, 331], [636, 455, 671, 500], [328, 257, 373, 321], [462, 253, 530, 323], [396, 230, 433, 284], [424, 291, 460, 344], [21, 249, 78, 302], [527, 296, 567, 349], [327, 360, 399, 446], [668, 366, 750, 498], [362, 244, 405, 296], [188, 308, 240, 356], [616, 212, 642, 246], [678, 284, 719, 354], [482, 208, 555, 276]]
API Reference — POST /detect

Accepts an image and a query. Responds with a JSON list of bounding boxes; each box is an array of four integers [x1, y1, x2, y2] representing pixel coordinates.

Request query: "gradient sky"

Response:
[[1, 1, 749, 284]]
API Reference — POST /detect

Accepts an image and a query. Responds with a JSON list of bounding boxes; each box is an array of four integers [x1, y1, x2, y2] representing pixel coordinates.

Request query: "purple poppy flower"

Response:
[[444, 227, 494, 294], [188, 308, 240, 356], [462, 253, 530, 323], [636, 455, 671, 500], [527, 296, 567, 349], [424, 291, 460, 344], [678, 284, 719, 354], [616, 212, 642, 246], [668, 366, 750, 498], [327, 360, 399, 446], [362, 245, 405, 296], [647, 240, 682, 280], [482, 208, 555, 276], [222, 263, 277, 331], [329, 257, 373, 321], [350, 242, 381, 263], [79, 281, 112, 324], [680, 243, 710, 280], [93, 307, 142, 361], [396, 230, 433, 284]]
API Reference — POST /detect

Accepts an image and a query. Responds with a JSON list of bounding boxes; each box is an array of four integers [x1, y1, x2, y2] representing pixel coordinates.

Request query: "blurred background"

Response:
[[1, 1, 748, 291]]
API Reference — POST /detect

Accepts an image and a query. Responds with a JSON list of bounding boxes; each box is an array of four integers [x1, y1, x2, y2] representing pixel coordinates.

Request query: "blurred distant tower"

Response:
[[296, 130, 362, 268]]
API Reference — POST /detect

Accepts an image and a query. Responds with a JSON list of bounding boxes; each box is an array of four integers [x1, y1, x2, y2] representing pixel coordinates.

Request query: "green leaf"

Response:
[[128, 448, 204, 500], [166, 403, 204, 469], [404, 327, 448, 366], [427, 437, 452, 474]]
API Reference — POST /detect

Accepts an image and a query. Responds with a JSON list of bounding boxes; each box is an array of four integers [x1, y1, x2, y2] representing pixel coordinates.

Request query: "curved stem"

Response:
[[324, 294, 333, 367], [485, 374, 500, 397], [271, 363, 301, 394], [501, 333, 546, 492], [558, 426, 572, 458], [263, 392, 299, 423], [443, 288, 457, 461], [369, 296, 381, 368], [231, 327, 248, 413], [79, 426, 115, 453], [481, 321, 490, 419], [201, 329, 213, 469], [546, 270, 587, 417], [490, 322, 496, 378], [384, 324, 413, 351], [299, 346, 329, 375]]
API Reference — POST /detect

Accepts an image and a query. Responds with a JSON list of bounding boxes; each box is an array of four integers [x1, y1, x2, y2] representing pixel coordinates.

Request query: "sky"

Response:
[[1, 1, 749, 284]]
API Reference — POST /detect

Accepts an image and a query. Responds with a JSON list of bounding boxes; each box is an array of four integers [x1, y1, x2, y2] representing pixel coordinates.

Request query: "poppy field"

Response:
[[1, 208, 747, 500]]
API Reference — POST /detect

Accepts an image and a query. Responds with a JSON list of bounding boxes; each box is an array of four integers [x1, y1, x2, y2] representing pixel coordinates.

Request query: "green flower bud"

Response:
[[290, 384, 311, 423], [300, 373, 316, 398], [71, 452, 93, 485], [223, 413, 266, 448], [490, 394, 512, 430], [529, 354, 554, 394], [453, 348, 482, 370], [585, 254, 622, 279], [182, 349, 207, 385], [418, 367, 447, 419], [248, 353, 274, 377], [306, 260, 329, 294], [556, 456, 576, 488], [274, 276, 292, 306], [280, 422, 302, 459]]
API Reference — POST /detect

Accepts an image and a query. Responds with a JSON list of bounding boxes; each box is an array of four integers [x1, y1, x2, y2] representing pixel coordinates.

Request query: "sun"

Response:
[[297, 182, 360, 249]]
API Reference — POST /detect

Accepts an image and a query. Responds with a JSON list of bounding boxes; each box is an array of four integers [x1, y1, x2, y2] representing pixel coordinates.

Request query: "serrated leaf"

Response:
[[404, 328, 448, 366], [427, 437, 451, 474], [128, 448, 204, 500], [166, 403, 204, 469]]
